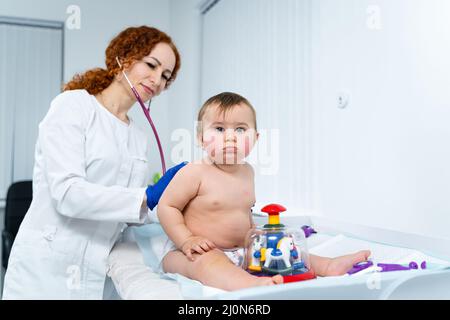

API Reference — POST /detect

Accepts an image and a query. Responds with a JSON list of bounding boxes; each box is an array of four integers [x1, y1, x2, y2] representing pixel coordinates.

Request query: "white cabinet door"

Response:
[[0, 18, 63, 199]]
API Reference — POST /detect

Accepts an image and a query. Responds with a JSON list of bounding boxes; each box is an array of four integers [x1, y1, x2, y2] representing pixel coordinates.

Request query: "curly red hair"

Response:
[[63, 26, 181, 94]]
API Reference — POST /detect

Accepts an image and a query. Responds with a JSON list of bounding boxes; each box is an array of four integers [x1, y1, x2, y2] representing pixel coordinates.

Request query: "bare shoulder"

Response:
[[159, 162, 204, 206], [174, 162, 204, 180]]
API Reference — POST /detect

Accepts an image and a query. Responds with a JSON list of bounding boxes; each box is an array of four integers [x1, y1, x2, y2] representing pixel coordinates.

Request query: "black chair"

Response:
[[2, 181, 32, 270]]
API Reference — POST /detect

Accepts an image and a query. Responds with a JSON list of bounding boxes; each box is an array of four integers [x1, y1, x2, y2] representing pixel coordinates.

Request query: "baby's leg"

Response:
[[162, 249, 283, 291]]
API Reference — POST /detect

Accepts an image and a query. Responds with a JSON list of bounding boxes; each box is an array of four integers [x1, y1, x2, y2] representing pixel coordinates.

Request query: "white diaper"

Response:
[[153, 236, 177, 272], [222, 248, 245, 267]]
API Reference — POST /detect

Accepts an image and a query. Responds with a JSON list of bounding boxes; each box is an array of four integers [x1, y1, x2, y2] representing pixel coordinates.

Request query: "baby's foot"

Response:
[[325, 250, 371, 276], [256, 274, 284, 286]]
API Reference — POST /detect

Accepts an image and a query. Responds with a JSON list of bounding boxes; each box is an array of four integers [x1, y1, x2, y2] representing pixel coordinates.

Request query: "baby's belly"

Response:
[[185, 210, 251, 249]]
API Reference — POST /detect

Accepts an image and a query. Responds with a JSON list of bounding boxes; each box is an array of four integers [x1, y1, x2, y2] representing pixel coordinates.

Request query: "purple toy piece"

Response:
[[409, 261, 418, 269], [347, 260, 428, 275], [301, 225, 317, 238], [347, 261, 374, 275], [377, 261, 425, 272], [378, 263, 410, 272]]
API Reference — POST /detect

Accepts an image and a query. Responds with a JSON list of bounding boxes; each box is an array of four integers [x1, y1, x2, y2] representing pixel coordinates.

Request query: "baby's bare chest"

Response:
[[195, 172, 256, 211]]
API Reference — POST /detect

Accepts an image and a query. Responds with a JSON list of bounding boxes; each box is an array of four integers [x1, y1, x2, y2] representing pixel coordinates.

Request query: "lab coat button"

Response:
[[45, 234, 54, 241], [43, 225, 57, 241]]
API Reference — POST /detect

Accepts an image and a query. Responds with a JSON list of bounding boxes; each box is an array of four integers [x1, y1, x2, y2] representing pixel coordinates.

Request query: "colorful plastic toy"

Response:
[[244, 204, 316, 283]]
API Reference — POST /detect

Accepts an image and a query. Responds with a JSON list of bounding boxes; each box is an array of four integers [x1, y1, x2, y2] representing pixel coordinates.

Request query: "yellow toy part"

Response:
[[248, 265, 262, 272], [260, 247, 266, 262]]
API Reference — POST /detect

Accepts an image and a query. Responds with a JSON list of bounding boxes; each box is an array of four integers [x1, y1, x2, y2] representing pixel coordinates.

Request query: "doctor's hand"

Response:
[[145, 161, 188, 210], [180, 236, 217, 261]]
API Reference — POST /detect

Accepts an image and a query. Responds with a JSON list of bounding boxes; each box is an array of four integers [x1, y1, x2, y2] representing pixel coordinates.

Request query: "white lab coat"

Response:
[[3, 89, 153, 299]]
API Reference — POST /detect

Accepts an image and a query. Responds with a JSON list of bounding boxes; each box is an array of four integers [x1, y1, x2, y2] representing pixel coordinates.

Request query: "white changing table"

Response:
[[107, 215, 450, 300]]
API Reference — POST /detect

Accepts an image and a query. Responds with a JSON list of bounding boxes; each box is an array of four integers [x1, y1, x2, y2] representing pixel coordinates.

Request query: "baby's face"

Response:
[[200, 103, 259, 165]]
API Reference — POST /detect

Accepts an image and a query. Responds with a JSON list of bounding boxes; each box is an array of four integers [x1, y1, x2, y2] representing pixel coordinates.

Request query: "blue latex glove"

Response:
[[146, 161, 188, 210]]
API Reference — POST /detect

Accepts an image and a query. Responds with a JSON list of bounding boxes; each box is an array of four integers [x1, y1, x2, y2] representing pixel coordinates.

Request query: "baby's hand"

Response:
[[180, 236, 216, 261], [325, 250, 371, 276]]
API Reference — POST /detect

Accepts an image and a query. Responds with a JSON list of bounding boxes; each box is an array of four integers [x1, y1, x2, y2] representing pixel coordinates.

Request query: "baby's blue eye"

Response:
[[236, 127, 246, 133], [215, 127, 224, 132]]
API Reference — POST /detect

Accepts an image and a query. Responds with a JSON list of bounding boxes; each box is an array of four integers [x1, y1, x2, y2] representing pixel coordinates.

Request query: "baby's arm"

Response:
[[157, 163, 215, 260]]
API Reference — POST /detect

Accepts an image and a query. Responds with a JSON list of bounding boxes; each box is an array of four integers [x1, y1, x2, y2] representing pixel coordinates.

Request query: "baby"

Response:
[[157, 92, 370, 291]]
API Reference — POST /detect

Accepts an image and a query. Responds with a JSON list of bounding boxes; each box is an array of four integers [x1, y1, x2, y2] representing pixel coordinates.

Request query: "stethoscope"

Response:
[[115, 56, 166, 175]]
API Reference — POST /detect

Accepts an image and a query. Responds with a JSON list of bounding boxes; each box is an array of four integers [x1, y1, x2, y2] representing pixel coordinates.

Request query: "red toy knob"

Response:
[[261, 204, 286, 215], [261, 204, 286, 226]]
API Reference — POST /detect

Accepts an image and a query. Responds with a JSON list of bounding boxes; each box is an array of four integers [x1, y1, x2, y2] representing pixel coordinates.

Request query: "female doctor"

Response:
[[2, 26, 186, 299]]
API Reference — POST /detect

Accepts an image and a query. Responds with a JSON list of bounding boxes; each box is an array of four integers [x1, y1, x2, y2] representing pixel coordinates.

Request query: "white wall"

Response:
[[166, 0, 203, 165], [200, 0, 313, 214], [195, 0, 450, 239], [0, 0, 172, 175], [310, 0, 450, 239]]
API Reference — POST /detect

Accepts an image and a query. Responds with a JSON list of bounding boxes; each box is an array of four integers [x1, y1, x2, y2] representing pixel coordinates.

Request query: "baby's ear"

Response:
[[251, 129, 260, 143]]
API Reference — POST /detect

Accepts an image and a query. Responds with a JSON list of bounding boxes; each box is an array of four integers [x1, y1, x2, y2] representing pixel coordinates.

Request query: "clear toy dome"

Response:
[[243, 204, 316, 282]]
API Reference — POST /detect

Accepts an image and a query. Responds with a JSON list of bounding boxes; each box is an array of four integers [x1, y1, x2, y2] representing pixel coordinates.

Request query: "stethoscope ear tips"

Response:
[[115, 56, 123, 69]]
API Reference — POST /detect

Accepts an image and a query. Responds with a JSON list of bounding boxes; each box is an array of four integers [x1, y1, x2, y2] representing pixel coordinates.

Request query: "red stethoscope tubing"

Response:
[[131, 86, 166, 175]]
